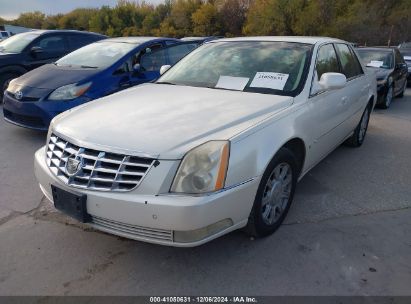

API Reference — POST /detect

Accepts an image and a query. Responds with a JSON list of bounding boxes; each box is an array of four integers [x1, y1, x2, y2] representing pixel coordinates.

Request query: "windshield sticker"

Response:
[[250, 72, 289, 90], [215, 76, 250, 91], [366, 60, 384, 68]]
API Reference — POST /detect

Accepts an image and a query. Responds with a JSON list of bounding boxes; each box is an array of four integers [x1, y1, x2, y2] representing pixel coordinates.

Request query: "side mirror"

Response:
[[318, 72, 346, 90], [396, 63, 407, 69], [30, 46, 43, 54], [160, 65, 171, 75]]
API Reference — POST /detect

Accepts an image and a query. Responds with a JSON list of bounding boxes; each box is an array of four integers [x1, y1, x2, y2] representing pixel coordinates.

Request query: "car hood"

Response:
[[375, 68, 392, 80], [53, 83, 293, 159], [14, 64, 101, 89]]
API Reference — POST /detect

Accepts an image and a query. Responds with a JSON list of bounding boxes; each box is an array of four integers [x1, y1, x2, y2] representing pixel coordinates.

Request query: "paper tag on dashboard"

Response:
[[215, 76, 249, 91], [367, 60, 384, 68], [250, 72, 289, 90]]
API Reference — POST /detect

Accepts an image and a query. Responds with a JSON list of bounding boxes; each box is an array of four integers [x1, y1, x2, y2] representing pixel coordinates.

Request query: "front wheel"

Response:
[[380, 85, 393, 109], [0, 73, 18, 101], [245, 148, 298, 237], [345, 104, 371, 147]]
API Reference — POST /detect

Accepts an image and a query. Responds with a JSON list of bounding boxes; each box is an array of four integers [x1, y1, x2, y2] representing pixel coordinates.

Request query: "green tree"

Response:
[[192, 2, 220, 36]]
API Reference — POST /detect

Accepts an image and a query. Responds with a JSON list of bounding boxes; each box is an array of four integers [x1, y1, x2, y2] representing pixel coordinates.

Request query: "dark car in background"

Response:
[[3, 37, 198, 130], [0, 30, 107, 98], [357, 47, 408, 109], [398, 42, 411, 86]]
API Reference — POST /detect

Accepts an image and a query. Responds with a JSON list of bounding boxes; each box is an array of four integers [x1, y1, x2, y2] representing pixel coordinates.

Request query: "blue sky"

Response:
[[0, 0, 165, 20]]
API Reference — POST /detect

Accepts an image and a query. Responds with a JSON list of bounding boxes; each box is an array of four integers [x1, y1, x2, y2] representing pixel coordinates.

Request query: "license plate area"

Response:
[[51, 185, 90, 223]]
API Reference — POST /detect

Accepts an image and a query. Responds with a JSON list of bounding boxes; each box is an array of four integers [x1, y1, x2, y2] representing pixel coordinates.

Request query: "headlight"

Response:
[[6, 78, 17, 91], [48, 82, 91, 100], [171, 141, 230, 194]]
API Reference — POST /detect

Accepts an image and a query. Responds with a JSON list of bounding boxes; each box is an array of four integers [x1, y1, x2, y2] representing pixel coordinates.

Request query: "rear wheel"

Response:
[[345, 104, 371, 147], [246, 148, 298, 237], [397, 80, 407, 98]]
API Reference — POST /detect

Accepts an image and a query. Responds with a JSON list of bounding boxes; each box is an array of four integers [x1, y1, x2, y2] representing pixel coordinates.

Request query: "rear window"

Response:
[[334, 44, 363, 78], [68, 34, 103, 50]]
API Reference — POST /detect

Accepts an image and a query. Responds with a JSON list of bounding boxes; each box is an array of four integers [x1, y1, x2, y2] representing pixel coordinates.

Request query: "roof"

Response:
[[214, 36, 347, 45], [356, 47, 394, 52], [20, 29, 105, 37], [101, 37, 177, 44]]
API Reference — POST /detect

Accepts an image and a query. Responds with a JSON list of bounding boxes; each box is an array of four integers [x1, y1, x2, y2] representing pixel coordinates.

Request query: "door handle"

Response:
[[341, 96, 348, 105]]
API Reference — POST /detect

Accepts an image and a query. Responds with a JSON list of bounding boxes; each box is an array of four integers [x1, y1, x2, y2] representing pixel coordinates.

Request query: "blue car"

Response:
[[3, 37, 198, 130]]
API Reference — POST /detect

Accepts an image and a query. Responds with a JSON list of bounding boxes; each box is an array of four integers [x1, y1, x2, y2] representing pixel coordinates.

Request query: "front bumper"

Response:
[[34, 147, 259, 247], [3, 92, 91, 131]]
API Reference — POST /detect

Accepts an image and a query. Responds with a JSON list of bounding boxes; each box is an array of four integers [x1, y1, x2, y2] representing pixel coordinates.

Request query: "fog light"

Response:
[[173, 219, 233, 243]]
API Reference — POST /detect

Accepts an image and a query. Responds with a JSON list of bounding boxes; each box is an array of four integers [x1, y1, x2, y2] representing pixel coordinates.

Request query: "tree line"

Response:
[[2, 0, 411, 45]]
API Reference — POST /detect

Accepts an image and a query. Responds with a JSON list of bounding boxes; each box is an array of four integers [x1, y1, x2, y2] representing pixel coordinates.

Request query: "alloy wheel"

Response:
[[385, 86, 393, 108], [261, 163, 292, 225]]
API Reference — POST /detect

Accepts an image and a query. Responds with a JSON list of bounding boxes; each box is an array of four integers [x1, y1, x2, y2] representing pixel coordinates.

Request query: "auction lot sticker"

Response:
[[250, 72, 289, 90]]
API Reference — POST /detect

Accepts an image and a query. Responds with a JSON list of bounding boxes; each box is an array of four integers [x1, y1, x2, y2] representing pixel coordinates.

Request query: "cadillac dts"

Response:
[[34, 37, 376, 246]]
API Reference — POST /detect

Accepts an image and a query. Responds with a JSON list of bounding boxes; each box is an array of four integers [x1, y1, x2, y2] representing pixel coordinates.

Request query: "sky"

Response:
[[0, 0, 165, 20]]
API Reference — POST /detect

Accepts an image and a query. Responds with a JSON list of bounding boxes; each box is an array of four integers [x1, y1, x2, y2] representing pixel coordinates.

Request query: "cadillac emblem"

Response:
[[65, 156, 84, 176]]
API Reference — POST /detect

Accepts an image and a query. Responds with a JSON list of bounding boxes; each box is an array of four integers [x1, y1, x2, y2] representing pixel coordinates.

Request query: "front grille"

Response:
[[46, 133, 155, 192], [6, 91, 40, 102], [91, 216, 173, 242]]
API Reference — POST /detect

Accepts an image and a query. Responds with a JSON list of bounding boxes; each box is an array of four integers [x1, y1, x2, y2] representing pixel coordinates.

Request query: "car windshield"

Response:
[[158, 41, 312, 96], [0, 32, 40, 53], [356, 49, 394, 69], [56, 41, 136, 69]]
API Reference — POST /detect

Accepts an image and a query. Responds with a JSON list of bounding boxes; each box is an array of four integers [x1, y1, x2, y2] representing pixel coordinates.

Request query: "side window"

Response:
[[167, 43, 197, 65], [140, 46, 167, 72], [394, 49, 405, 64], [315, 44, 340, 80], [32, 35, 65, 53], [67, 34, 96, 51], [335, 44, 363, 79]]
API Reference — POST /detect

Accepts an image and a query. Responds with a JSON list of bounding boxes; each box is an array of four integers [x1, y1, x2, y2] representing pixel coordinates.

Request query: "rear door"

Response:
[[334, 43, 367, 132]]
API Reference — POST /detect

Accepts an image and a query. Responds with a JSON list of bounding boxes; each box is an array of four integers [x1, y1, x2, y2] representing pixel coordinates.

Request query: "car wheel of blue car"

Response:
[[0, 73, 18, 101]]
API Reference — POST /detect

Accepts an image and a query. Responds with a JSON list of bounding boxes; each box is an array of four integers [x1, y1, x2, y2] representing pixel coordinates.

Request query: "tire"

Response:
[[397, 80, 407, 98], [0, 72, 18, 101], [344, 103, 371, 147], [380, 85, 393, 109], [245, 148, 298, 237]]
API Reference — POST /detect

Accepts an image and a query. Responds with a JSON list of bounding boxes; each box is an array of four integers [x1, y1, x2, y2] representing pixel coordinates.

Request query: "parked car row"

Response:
[[356, 47, 408, 109], [1, 31, 199, 130], [26, 36, 377, 246]]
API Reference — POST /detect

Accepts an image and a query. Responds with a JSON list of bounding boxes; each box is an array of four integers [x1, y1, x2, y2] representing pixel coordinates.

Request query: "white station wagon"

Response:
[[34, 37, 376, 247]]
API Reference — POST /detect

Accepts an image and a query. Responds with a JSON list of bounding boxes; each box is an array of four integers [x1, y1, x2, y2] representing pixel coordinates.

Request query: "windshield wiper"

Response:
[[80, 65, 98, 69], [156, 81, 177, 85]]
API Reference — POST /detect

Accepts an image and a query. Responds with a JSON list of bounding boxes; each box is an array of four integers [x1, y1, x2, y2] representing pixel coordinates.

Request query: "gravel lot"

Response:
[[0, 89, 411, 296]]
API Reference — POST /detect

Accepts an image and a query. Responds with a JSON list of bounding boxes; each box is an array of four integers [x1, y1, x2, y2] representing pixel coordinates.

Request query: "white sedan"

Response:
[[34, 37, 376, 247]]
